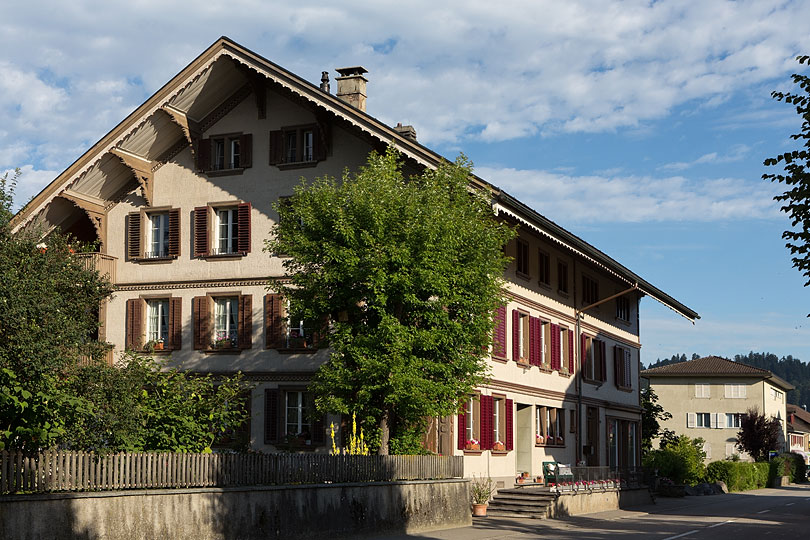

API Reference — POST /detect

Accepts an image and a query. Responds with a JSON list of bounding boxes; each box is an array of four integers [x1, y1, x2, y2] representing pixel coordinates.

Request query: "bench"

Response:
[[542, 461, 573, 486]]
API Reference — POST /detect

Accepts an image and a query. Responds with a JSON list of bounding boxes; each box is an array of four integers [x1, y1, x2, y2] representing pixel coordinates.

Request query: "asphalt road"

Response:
[[383, 484, 810, 540]]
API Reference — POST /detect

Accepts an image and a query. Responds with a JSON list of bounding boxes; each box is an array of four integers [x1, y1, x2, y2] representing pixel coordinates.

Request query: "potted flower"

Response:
[[465, 438, 480, 451], [144, 339, 165, 352], [492, 440, 505, 451], [470, 476, 494, 517], [536, 434, 545, 445]]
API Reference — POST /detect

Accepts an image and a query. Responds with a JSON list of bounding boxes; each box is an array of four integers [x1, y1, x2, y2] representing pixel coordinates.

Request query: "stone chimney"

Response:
[[394, 122, 417, 142], [336, 66, 368, 111]]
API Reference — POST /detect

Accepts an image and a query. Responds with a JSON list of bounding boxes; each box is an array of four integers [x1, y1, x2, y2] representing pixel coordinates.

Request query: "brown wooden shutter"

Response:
[[268, 130, 283, 165], [505, 399, 514, 451], [600, 340, 607, 382], [168, 208, 180, 257], [614, 345, 621, 388], [624, 349, 632, 388], [126, 298, 144, 349], [313, 414, 325, 445], [238, 294, 252, 350], [264, 389, 279, 443], [240, 133, 253, 168], [511, 310, 520, 361], [237, 202, 251, 254], [127, 213, 141, 260], [313, 124, 327, 161], [194, 206, 209, 257], [169, 297, 182, 350], [193, 296, 210, 350], [581, 334, 588, 377], [197, 138, 211, 172], [265, 293, 284, 348]]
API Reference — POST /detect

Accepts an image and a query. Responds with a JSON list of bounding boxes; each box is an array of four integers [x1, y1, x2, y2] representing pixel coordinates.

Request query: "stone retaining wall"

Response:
[[546, 487, 653, 518]]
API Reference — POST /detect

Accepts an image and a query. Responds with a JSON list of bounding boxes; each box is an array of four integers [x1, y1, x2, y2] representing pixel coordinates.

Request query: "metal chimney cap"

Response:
[[336, 66, 368, 77]]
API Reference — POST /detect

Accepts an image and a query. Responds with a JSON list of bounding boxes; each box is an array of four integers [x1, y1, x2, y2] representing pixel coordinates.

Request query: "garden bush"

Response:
[[705, 461, 768, 491], [769, 453, 807, 484], [643, 434, 706, 484]]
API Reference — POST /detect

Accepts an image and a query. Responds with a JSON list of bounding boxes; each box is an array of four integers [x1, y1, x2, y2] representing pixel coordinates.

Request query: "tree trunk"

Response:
[[378, 409, 390, 455]]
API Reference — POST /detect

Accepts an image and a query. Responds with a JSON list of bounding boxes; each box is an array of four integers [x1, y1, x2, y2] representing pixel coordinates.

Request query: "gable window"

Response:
[[193, 203, 251, 258], [214, 296, 239, 347], [724, 384, 747, 399], [198, 133, 252, 174], [582, 275, 599, 305], [616, 295, 630, 322], [126, 296, 181, 351], [146, 299, 169, 345], [558, 261, 569, 294], [127, 208, 180, 261], [269, 124, 328, 168], [538, 250, 550, 286], [695, 383, 710, 398], [581, 335, 606, 382], [516, 238, 529, 277]]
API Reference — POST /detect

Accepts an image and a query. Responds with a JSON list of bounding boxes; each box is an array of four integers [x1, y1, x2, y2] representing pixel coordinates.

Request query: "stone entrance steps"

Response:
[[485, 486, 557, 519]]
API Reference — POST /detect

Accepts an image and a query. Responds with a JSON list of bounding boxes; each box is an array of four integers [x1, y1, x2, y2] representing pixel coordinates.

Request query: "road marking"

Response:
[[757, 510, 770, 514], [707, 520, 735, 529], [786, 503, 795, 506], [663, 531, 698, 540]]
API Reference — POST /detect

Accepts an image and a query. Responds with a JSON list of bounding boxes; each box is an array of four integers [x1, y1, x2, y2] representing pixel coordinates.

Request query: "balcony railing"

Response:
[[75, 252, 117, 284]]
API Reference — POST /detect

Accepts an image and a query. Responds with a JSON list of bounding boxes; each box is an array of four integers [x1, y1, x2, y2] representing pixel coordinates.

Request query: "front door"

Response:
[[586, 406, 599, 466], [438, 415, 453, 455], [516, 404, 533, 475]]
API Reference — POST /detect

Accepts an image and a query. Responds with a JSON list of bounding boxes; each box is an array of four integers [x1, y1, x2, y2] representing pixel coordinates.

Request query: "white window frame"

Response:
[[695, 383, 710, 398], [493, 397, 501, 444], [230, 138, 241, 168], [285, 390, 310, 440], [214, 208, 239, 255], [214, 296, 238, 345], [302, 129, 314, 162], [147, 212, 169, 258], [726, 413, 742, 428], [696, 412, 710, 428], [146, 298, 169, 343], [466, 396, 475, 442]]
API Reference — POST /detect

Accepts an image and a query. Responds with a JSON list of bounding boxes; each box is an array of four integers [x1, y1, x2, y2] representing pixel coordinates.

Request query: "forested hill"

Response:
[[645, 352, 810, 408]]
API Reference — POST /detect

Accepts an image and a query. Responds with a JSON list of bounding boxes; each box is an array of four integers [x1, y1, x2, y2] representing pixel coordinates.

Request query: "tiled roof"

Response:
[[788, 404, 810, 427], [641, 356, 770, 376]]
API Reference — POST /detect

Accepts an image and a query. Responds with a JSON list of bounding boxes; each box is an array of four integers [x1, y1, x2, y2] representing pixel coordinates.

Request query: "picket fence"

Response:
[[0, 450, 463, 495]]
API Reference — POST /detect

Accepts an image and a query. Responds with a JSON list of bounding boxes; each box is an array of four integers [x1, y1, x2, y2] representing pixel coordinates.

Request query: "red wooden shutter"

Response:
[[458, 402, 467, 450], [550, 323, 560, 370], [512, 310, 520, 361], [240, 133, 253, 168], [493, 305, 507, 358], [127, 213, 141, 260], [193, 206, 209, 257], [480, 396, 493, 450], [193, 296, 210, 350], [169, 297, 182, 350], [264, 389, 279, 443], [168, 208, 180, 257], [238, 294, 252, 349], [505, 399, 514, 451], [568, 330, 574, 373], [581, 334, 588, 376], [197, 138, 211, 172], [265, 294, 284, 348], [126, 298, 143, 349], [268, 130, 283, 165], [529, 317, 540, 366], [600, 340, 607, 382], [237, 202, 251, 254], [613, 345, 621, 388]]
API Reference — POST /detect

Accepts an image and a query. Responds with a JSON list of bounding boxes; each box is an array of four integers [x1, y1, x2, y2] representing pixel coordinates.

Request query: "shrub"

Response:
[[643, 434, 706, 484], [706, 461, 769, 491], [769, 453, 808, 484]]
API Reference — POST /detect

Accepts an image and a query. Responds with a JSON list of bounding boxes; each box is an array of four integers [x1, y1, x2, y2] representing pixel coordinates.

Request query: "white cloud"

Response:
[[3, 165, 60, 211], [478, 165, 783, 223], [659, 144, 751, 171]]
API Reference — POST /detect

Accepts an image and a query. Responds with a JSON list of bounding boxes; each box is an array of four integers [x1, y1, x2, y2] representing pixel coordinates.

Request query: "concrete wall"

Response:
[[0, 479, 470, 540], [546, 487, 652, 518]]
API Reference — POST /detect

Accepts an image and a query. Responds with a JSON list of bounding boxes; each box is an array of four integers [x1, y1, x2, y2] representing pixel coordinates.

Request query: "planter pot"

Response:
[[516, 477, 525, 484], [154, 342, 164, 351], [492, 443, 505, 451], [465, 443, 480, 451], [472, 503, 488, 517], [521, 472, 530, 478]]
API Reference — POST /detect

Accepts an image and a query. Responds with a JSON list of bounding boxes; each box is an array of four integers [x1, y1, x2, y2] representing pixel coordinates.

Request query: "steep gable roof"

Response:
[[12, 36, 698, 322], [642, 355, 794, 390], [787, 404, 810, 430]]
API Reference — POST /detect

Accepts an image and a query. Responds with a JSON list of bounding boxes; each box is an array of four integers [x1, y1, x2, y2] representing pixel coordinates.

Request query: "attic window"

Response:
[[197, 133, 252, 175], [269, 124, 328, 168]]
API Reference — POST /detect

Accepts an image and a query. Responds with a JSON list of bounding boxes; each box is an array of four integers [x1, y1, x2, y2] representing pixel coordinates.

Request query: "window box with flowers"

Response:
[[536, 435, 545, 445], [492, 440, 505, 452], [464, 439, 480, 451]]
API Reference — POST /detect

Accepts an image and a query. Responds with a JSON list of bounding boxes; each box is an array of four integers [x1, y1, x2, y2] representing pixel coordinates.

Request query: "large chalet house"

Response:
[[12, 37, 697, 484]]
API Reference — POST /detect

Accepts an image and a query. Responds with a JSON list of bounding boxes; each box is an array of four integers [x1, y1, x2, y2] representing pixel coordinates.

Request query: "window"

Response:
[[616, 295, 630, 322], [538, 250, 550, 286], [516, 238, 529, 277], [466, 396, 476, 442], [264, 388, 324, 446], [771, 388, 784, 402], [703, 442, 712, 459], [285, 390, 313, 441], [726, 413, 742, 428], [146, 299, 169, 344], [147, 212, 169, 258], [472, 395, 512, 451], [491, 396, 508, 450], [458, 395, 481, 450], [493, 397, 502, 446], [724, 384, 747, 399], [696, 412, 710, 428], [695, 383, 710, 398], [613, 345, 632, 389], [725, 443, 737, 457], [214, 207, 239, 255], [608, 418, 639, 467], [126, 208, 180, 261], [214, 296, 239, 347], [582, 335, 606, 382], [512, 310, 530, 363], [193, 203, 251, 257], [269, 124, 326, 166], [558, 261, 569, 294], [536, 406, 565, 445], [198, 133, 252, 172], [582, 275, 599, 305]]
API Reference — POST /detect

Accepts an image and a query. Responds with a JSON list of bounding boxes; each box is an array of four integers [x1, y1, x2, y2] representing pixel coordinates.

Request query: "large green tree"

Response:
[[266, 148, 514, 454], [763, 55, 810, 289]]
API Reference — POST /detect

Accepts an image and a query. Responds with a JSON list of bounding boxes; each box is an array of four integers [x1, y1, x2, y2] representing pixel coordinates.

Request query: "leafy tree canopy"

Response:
[[763, 55, 810, 290], [265, 147, 514, 454], [640, 386, 673, 453], [736, 407, 782, 462]]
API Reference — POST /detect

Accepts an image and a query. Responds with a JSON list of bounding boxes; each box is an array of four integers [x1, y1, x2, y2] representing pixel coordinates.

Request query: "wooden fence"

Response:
[[0, 450, 463, 494]]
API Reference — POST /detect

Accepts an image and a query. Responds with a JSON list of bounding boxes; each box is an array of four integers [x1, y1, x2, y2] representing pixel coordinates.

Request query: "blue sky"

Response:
[[3, 1, 810, 365]]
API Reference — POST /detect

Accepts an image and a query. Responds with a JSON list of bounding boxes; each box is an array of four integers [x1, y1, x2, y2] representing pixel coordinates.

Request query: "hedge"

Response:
[[769, 453, 808, 484], [705, 461, 769, 492]]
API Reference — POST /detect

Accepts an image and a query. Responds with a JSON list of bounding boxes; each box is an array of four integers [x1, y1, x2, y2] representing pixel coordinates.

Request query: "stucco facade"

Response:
[[13, 38, 697, 482]]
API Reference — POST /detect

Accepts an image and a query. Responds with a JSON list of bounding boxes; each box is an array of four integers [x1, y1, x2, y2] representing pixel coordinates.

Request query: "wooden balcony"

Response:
[[75, 252, 117, 284]]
